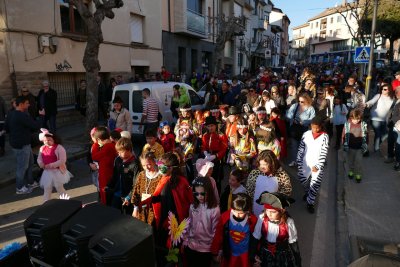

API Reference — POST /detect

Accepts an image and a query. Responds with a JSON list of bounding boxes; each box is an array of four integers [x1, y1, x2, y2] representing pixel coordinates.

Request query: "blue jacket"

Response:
[[286, 103, 315, 127]]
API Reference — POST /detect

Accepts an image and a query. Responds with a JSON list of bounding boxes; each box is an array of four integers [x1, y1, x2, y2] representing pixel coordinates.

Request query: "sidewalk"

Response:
[[0, 123, 89, 189], [337, 132, 400, 265]]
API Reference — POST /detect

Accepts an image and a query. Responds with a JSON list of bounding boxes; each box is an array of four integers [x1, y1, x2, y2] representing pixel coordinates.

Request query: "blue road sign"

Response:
[[354, 46, 370, 63]]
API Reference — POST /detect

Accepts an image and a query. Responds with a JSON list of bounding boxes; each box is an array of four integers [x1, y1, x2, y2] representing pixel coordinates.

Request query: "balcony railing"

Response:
[[187, 9, 206, 35], [293, 34, 305, 39]]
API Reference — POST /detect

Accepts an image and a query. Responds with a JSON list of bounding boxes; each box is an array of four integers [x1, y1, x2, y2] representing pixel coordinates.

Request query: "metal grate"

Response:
[[48, 72, 86, 108]]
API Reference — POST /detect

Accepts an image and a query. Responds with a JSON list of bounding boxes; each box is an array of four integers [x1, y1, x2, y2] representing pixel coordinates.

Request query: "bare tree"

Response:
[[69, 0, 123, 131], [213, 15, 245, 76], [335, 0, 372, 46]]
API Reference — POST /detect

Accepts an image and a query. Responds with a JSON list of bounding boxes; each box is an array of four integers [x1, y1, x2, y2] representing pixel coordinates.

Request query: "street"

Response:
[[0, 144, 340, 267]]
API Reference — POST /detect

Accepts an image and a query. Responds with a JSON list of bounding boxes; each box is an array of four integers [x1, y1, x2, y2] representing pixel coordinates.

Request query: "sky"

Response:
[[272, 0, 344, 38]]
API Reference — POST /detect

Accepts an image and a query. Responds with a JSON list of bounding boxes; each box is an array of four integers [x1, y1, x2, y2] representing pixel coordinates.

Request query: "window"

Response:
[[311, 23, 313, 29], [131, 91, 143, 113], [48, 72, 85, 107], [114, 90, 130, 111], [188, 90, 202, 105], [130, 14, 144, 43], [253, 29, 257, 43], [234, 3, 242, 17], [330, 17, 333, 24], [59, 1, 86, 34], [330, 30, 332, 36], [337, 16, 342, 22], [187, 0, 202, 13], [316, 22, 319, 27], [336, 29, 342, 36]]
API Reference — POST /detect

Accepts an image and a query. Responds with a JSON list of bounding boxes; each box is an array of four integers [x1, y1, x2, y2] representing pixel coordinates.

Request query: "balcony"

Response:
[[187, 9, 206, 35], [174, 7, 207, 39], [293, 34, 305, 40], [255, 19, 266, 30]]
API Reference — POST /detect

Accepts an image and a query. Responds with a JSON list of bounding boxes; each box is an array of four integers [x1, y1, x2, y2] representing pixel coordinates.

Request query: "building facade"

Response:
[[0, 0, 162, 114]]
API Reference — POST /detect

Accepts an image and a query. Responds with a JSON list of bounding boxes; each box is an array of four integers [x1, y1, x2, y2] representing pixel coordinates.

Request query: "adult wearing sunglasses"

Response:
[[286, 93, 316, 167], [20, 87, 37, 119], [365, 83, 395, 152]]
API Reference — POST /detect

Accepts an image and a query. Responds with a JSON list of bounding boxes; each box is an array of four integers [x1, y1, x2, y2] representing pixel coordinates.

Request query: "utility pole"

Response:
[[365, 0, 378, 100]]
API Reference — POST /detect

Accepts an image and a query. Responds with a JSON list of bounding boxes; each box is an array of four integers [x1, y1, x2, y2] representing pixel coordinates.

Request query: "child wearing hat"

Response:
[[229, 118, 257, 171], [201, 116, 228, 193], [296, 116, 329, 214], [250, 192, 301, 267], [174, 104, 194, 137], [195, 157, 220, 202], [158, 121, 175, 153]]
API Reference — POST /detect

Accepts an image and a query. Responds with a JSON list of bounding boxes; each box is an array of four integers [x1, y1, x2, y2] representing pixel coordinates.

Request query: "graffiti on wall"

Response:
[[55, 60, 72, 72]]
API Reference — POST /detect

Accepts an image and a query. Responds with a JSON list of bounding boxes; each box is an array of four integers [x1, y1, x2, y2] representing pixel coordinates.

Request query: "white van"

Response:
[[111, 82, 205, 135]]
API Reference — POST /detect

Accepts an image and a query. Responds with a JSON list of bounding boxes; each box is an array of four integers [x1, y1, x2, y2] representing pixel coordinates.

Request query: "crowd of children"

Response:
[[30, 63, 400, 267]]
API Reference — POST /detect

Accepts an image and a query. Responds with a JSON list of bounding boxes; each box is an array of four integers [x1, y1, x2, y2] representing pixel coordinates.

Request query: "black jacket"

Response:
[[5, 110, 40, 148], [108, 156, 141, 199], [37, 88, 58, 116]]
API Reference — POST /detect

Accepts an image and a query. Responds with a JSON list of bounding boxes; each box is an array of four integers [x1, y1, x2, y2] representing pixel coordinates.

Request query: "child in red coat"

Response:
[[159, 121, 175, 153], [91, 126, 118, 205], [270, 107, 288, 159]]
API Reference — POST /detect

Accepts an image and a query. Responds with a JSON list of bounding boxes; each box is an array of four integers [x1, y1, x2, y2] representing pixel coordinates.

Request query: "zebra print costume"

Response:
[[296, 130, 329, 205]]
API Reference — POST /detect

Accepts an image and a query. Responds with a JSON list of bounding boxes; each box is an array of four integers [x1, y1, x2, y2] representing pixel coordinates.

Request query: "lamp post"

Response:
[[239, 35, 244, 75], [365, 0, 379, 100]]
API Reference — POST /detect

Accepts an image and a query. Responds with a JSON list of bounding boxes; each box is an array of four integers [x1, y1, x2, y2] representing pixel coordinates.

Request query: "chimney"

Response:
[[342, 0, 347, 5]]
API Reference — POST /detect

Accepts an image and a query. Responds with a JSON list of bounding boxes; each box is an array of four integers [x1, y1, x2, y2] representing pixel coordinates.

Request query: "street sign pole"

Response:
[[365, 0, 378, 100]]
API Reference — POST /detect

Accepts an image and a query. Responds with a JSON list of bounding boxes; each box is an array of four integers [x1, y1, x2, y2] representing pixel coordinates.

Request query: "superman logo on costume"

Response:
[[229, 230, 246, 243]]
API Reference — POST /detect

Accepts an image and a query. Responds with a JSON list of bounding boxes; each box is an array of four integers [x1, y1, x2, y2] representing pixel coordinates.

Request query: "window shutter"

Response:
[[130, 15, 143, 43]]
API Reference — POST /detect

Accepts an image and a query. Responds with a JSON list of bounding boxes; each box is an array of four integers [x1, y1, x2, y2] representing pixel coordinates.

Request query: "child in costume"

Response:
[[342, 109, 368, 182], [256, 122, 281, 159], [158, 121, 175, 153], [270, 107, 288, 159], [132, 151, 162, 224], [250, 192, 301, 267], [183, 177, 220, 267], [37, 129, 71, 202], [195, 157, 220, 202], [228, 118, 257, 172], [220, 169, 247, 213], [211, 193, 257, 267], [201, 116, 228, 193], [142, 128, 164, 160], [177, 135, 195, 183], [91, 126, 118, 205], [296, 116, 329, 213]]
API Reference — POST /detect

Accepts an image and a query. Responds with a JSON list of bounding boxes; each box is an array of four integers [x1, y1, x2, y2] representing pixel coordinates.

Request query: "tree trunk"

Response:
[[83, 24, 102, 132]]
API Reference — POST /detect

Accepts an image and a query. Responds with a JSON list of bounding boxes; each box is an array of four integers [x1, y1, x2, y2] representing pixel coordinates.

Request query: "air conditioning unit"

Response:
[[39, 36, 50, 47], [50, 36, 58, 47]]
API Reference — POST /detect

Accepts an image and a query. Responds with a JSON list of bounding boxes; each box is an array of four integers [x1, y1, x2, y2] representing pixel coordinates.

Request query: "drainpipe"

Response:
[[168, 0, 171, 32]]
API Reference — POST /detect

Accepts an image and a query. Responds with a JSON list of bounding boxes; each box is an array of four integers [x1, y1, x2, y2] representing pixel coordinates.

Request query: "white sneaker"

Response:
[[16, 186, 32, 195], [288, 161, 296, 167], [28, 181, 40, 189]]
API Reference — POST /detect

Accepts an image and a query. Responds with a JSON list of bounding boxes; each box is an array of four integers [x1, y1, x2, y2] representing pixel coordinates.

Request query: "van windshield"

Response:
[[132, 91, 143, 113]]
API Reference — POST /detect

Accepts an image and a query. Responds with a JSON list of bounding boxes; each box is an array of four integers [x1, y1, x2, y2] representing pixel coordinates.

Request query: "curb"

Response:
[[335, 149, 351, 266], [0, 150, 87, 190]]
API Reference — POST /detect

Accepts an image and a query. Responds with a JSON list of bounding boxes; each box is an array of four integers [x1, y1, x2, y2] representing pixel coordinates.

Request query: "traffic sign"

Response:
[[354, 46, 370, 63]]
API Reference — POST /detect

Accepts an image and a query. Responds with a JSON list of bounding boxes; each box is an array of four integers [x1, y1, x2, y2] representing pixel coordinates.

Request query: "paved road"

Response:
[[0, 159, 98, 248], [0, 147, 340, 267]]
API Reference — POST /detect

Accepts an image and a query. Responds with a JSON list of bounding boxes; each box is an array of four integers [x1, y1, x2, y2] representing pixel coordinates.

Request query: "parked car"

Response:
[[112, 82, 204, 135]]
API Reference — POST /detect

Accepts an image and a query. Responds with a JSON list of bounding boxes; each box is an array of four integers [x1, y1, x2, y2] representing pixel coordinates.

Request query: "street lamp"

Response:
[[365, 0, 378, 100], [234, 31, 245, 76]]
